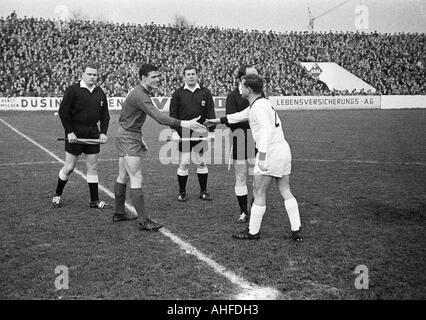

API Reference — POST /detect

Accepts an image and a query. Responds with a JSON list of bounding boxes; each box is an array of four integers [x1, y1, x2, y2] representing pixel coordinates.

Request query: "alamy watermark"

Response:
[[158, 127, 257, 167], [53, 5, 70, 31], [54, 265, 69, 290], [354, 264, 369, 290], [354, 5, 369, 31]]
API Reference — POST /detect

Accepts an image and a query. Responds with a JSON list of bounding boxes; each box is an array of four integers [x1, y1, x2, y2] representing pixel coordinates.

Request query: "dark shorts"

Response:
[[65, 124, 100, 156], [178, 139, 208, 154], [65, 141, 100, 156], [115, 126, 146, 157], [230, 128, 256, 160]]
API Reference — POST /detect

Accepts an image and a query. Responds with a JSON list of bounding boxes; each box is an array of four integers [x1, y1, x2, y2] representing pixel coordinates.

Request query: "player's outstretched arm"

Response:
[[143, 100, 207, 133], [180, 116, 207, 133], [204, 118, 220, 128], [224, 106, 250, 124], [205, 106, 250, 128]]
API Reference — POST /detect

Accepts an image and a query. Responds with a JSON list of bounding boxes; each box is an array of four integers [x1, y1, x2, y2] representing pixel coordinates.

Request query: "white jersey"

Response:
[[226, 98, 292, 177]]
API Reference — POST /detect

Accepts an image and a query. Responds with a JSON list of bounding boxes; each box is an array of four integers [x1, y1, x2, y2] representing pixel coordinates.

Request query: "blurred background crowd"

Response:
[[1, 14, 424, 97]]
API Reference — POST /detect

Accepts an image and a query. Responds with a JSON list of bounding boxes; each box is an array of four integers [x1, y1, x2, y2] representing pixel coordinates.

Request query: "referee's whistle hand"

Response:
[[67, 132, 78, 143], [99, 133, 108, 144]]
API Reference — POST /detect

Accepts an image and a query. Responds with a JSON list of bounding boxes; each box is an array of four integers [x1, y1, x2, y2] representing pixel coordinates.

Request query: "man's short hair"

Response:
[[139, 63, 158, 79], [83, 63, 98, 72], [237, 65, 254, 80], [183, 65, 197, 75], [241, 74, 264, 94]]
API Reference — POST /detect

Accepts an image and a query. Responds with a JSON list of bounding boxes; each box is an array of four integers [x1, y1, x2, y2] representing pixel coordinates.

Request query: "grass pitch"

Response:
[[0, 109, 425, 300]]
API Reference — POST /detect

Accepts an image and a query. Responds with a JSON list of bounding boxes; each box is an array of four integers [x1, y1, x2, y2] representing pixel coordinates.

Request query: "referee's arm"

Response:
[[143, 98, 181, 128], [206, 91, 216, 132], [224, 93, 237, 128], [58, 86, 75, 134], [169, 90, 180, 132], [99, 93, 110, 135]]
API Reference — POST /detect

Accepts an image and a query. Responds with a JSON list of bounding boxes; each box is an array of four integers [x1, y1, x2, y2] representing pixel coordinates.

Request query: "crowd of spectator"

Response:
[[0, 14, 424, 97]]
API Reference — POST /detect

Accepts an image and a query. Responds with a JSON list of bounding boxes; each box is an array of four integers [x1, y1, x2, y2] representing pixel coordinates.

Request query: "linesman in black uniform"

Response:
[[52, 63, 112, 209], [169, 65, 216, 202], [225, 65, 259, 223]]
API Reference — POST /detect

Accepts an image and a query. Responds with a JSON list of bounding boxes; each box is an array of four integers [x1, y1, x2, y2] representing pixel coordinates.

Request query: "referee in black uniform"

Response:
[[169, 65, 216, 202], [52, 63, 112, 209], [225, 65, 259, 223]]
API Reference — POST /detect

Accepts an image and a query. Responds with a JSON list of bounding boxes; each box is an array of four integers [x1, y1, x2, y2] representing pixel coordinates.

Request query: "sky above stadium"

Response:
[[1, 0, 425, 33]]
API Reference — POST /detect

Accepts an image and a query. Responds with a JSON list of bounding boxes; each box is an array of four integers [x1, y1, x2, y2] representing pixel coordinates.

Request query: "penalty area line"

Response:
[[0, 118, 280, 300]]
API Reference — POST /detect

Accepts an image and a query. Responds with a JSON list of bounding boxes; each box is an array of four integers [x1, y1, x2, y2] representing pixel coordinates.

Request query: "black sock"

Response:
[[114, 182, 127, 214], [88, 183, 99, 202], [178, 174, 188, 193], [55, 178, 67, 196], [237, 195, 248, 213], [130, 188, 147, 222], [197, 173, 208, 193]]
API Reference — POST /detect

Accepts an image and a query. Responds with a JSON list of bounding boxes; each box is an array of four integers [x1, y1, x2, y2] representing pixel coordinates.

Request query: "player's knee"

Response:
[[253, 188, 264, 199], [253, 190, 266, 205]]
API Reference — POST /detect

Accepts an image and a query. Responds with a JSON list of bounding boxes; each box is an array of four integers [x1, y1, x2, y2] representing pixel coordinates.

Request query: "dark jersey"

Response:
[[59, 83, 109, 139], [225, 88, 250, 131], [169, 85, 216, 135], [119, 85, 180, 133]]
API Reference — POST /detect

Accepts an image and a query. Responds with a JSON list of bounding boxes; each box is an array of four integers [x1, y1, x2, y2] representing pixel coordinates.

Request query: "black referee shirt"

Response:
[[59, 82, 110, 139], [169, 84, 216, 134], [225, 88, 250, 131]]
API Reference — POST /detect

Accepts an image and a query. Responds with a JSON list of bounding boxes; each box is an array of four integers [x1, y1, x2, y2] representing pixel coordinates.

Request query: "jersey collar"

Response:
[[184, 83, 201, 93], [80, 80, 96, 93]]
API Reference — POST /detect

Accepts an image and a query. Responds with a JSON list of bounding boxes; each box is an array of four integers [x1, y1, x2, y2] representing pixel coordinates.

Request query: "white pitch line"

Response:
[[0, 118, 280, 300]]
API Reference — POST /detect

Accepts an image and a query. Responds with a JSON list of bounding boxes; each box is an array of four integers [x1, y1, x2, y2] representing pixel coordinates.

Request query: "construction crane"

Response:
[[308, 0, 353, 32]]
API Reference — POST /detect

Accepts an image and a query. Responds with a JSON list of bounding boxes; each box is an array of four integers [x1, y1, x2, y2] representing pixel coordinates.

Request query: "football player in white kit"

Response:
[[205, 74, 303, 241]]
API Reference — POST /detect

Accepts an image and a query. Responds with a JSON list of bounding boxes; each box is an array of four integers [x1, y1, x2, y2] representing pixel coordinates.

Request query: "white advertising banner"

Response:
[[381, 95, 426, 109], [0, 96, 228, 112], [269, 95, 381, 110], [3, 95, 426, 111]]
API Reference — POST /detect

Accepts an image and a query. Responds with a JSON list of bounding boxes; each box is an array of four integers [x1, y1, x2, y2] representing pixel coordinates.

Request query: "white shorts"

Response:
[[254, 141, 292, 177]]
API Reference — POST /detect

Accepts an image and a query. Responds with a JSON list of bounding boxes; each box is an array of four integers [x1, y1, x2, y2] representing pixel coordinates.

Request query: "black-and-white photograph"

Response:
[[0, 0, 425, 307]]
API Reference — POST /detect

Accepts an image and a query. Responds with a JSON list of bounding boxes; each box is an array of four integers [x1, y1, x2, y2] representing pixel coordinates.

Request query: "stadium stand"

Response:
[[0, 14, 424, 97]]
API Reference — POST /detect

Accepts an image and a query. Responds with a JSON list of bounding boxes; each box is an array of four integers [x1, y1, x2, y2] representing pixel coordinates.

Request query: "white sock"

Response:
[[59, 168, 69, 181], [196, 166, 208, 174], [177, 168, 189, 176], [248, 204, 266, 235], [234, 185, 248, 196], [284, 198, 301, 231], [86, 174, 99, 183]]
